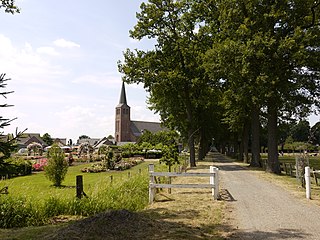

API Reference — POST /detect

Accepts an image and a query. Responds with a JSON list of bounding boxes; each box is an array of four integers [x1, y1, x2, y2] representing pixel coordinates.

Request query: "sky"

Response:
[[1, 1, 319, 143], [1, 0, 160, 142]]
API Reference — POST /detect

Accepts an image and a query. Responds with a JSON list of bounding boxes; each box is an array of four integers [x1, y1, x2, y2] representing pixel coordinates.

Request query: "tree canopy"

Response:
[[119, 0, 320, 173]]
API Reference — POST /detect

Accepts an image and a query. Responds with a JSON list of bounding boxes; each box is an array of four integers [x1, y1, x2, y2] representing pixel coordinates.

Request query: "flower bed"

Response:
[[81, 158, 144, 173], [32, 158, 48, 171]]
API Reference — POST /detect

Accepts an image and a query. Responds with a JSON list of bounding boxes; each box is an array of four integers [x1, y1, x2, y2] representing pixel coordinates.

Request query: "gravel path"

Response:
[[209, 152, 320, 240]]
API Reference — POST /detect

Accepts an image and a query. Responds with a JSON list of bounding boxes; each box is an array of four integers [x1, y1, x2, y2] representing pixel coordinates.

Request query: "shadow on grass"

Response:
[[43, 209, 234, 240], [48, 185, 76, 189]]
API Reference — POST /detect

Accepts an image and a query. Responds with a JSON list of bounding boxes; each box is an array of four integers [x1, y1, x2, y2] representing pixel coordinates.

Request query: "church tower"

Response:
[[115, 82, 131, 143]]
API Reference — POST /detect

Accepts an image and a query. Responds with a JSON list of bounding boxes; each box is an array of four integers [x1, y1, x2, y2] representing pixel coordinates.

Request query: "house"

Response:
[[114, 82, 167, 144], [77, 138, 100, 146], [16, 133, 46, 149], [93, 137, 115, 149], [53, 138, 67, 146]]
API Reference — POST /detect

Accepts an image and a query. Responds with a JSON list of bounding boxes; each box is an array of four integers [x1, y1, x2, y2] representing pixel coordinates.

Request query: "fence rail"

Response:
[[148, 164, 219, 204]]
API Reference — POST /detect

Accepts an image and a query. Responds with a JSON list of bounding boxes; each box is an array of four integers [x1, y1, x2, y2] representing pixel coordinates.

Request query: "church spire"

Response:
[[119, 81, 127, 105]]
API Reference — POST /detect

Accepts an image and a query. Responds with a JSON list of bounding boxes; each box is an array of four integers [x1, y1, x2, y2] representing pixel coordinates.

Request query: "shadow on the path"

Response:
[[204, 152, 250, 172], [229, 228, 311, 239], [220, 188, 237, 202]]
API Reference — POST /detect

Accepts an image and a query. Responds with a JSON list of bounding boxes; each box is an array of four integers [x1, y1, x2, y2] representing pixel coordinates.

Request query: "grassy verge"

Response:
[[0, 160, 170, 228]]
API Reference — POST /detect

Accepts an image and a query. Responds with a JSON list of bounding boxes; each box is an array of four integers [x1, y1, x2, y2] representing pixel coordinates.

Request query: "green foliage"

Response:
[[1, 157, 32, 177], [0, 74, 26, 175], [310, 121, 320, 145], [45, 144, 68, 186], [160, 144, 179, 169], [290, 120, 310, 142], [41, 133, 53, 146], [79, 135, 90, 140], [118, 1, 221, 167], [137, 130, 179, 147], [0, 0, 19, 14]]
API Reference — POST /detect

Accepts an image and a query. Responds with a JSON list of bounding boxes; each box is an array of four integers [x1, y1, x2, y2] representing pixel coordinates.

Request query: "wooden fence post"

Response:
[[305, 166, 311, 199], [210, 166, 214, 197], [110, 175, 113, 184], [76, 175, 84, 199], [210, 166, 219, 200], [149, 164, 155, 204]]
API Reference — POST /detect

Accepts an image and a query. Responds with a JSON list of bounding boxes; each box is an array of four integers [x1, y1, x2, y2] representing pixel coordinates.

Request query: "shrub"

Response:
[[45, 144, 68, 186], [0, 157, 32, 178]]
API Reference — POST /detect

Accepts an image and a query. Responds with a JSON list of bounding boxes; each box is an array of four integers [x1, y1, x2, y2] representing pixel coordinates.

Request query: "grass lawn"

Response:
[[261, 153, 320, 169], [0, 160, 164, 202]]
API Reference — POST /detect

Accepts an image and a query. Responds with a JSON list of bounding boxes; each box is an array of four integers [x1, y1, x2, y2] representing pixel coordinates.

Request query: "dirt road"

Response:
[[210, 152, 320, 240]]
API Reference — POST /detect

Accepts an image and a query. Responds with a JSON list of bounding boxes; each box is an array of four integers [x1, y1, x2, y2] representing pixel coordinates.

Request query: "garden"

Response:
[[0, 131, 184, 229]]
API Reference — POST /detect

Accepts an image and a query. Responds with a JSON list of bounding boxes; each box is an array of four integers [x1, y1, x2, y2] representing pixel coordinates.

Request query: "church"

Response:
[[115, 82, 165, 144]]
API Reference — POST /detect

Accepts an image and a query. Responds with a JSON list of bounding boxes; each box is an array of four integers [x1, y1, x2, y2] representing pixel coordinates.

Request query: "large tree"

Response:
[[0, 74, 25, 174], [205, 0, 320, 173], [0, 2, 21, 173], [119, 0, 219, 166]]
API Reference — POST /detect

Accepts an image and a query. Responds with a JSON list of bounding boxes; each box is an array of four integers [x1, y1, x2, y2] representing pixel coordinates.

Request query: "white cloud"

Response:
[[54, 38, 80, 48], [37, 46, 60, 56], [0, 34, 68, 86], [72, 73, 120, 87]]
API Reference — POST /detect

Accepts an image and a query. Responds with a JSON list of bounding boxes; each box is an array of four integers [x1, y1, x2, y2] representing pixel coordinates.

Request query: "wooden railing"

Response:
[[148, 164, 219, 204]]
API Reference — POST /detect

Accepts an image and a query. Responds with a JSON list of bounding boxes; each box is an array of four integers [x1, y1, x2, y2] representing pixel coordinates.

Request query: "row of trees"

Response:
[[118, 0, 320, 173]]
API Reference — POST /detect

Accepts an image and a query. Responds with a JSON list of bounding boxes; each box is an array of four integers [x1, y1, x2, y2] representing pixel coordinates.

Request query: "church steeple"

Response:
[[119, 81, 127, 105], [115, 81, 131, 143]]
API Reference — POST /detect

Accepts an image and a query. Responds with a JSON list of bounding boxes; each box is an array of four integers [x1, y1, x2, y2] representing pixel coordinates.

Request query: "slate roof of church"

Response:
[[130, 120, 167, 137]]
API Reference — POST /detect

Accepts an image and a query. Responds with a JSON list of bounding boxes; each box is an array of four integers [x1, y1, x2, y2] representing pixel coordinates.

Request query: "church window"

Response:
[[116, 109, 120, 115]]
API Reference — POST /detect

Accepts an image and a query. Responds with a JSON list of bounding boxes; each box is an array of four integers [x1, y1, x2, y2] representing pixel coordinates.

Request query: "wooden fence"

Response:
[[148, 164, 219, 204]]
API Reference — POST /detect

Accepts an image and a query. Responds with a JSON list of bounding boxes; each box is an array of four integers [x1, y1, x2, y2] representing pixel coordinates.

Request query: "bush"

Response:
[[0, 157, 32, 178], [45, 144, 68, 186]]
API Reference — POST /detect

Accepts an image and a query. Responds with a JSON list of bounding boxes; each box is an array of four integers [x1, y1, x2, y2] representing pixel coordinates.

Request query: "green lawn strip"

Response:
[[260, 154, 320, 169], [0, 161, 157, 201], [0, 160, 170, 228]]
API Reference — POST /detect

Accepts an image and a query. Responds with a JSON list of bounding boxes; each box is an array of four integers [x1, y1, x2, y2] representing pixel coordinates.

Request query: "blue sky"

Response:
[[1, 0, 159, 142]]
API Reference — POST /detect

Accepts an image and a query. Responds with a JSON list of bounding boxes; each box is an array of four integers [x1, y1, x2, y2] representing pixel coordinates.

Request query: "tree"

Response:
[[310, 122, 320, 145], [205, 0, 320, 173], [0, 0, 19, 14], [0, 2, 21, 174], [119, 0, 219, 167], [79, 135, 90, 140], [291, 120, 310, 143], [45, 144, 68, 186], [41, 133, 53, 146], [0, 74, 25, 174]]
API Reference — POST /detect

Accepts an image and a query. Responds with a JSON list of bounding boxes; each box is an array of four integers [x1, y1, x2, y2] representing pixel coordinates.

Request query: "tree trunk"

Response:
[[238, 136, 244, 161], [198, 128, 209, 161], [188, 129, 196, 167], [243, 122, 250, 163], [266, 104, 281, 174], [250, 105, 261, 167]]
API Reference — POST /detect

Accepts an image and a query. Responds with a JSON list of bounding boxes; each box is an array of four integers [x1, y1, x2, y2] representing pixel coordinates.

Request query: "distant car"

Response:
[[17, 148, 27, 154]]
